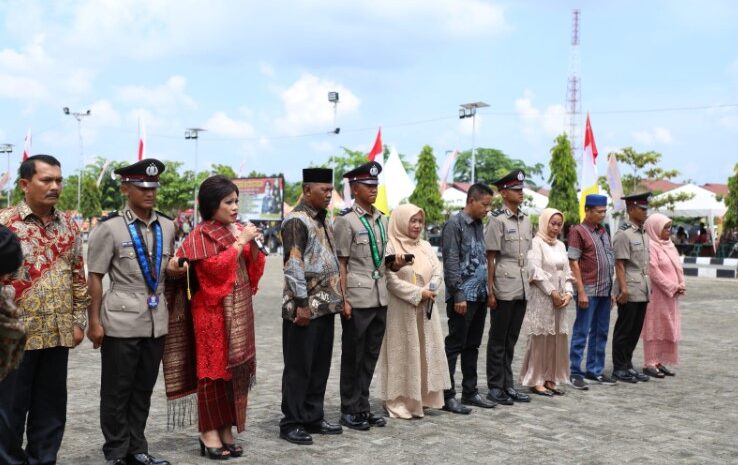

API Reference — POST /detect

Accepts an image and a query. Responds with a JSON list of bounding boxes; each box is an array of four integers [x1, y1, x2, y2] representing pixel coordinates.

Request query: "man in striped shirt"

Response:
[[567, 194, 616, 389]]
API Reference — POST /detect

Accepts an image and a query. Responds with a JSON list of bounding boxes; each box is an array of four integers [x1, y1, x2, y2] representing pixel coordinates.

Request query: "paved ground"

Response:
[[59, 256, 738, 465]]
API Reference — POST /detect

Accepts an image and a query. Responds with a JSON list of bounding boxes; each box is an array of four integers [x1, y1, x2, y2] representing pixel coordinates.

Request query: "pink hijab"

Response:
[[644, 213, 684, 284]]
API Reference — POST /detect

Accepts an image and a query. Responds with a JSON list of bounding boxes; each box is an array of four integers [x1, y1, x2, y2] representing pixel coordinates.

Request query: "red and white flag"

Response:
[[138, 118, 146, 161], [23, 128, 32, 161], [579, 113, 599, 221]]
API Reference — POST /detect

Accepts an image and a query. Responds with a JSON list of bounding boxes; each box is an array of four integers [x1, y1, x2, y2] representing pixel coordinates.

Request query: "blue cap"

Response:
[[584, 194, 607, 207]]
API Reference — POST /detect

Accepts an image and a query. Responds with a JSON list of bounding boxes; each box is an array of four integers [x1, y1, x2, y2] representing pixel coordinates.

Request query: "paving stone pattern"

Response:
[[59, 257, 738, 465]]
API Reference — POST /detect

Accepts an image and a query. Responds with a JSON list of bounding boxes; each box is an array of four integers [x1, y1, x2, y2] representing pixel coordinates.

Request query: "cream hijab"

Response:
[[388, 203, 433, 284], [537, 207, 564, 246]]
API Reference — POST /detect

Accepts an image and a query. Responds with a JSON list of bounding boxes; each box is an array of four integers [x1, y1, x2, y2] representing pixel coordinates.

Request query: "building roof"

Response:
[[701, 183, 729, 197], [640, 179, 683, 193]]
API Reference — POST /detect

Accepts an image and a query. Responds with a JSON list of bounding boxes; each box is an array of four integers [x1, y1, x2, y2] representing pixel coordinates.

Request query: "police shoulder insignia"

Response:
[[155, 210, 173, 221], [99, 211, 119, 222], [491, 208, 504, 217], [339, 207, 352, 216], [618, 222, 631, 231]]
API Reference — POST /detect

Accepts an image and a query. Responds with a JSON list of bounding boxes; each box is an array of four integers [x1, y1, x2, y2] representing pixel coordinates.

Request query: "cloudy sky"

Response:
[[1, 0, 736, 187]]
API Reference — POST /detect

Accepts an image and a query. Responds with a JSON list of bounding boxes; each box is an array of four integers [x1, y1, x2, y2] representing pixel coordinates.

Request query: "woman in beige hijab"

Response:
[[519, 208, 574, 396], [377, 204, 450, 419]]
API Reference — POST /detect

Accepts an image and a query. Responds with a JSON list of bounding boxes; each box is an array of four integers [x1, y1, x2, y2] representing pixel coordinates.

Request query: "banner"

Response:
[[232, 176, 284, 221]]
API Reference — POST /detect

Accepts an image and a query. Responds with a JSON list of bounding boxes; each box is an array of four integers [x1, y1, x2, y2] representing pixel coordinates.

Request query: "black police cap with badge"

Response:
[[621, 191, 652, 209], [114, 158, 166, 188], [492, 169, 526, 191], [343, 161, 382, 185]]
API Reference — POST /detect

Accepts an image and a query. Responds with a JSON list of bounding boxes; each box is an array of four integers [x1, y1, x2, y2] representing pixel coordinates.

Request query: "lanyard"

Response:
[[127, 220, 163, 297], [357, 213, 386, 270]]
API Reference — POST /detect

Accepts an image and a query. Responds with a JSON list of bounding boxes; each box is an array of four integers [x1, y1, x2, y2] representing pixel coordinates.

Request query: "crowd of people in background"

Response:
[[0, 155, 693, 464]]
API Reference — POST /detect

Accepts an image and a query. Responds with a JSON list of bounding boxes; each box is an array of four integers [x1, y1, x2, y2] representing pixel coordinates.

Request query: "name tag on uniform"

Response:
[[507, 228, 517, 234], [356, 231, 369, 236], [631, 240, 642, 246], [121, 241, 133, 248]]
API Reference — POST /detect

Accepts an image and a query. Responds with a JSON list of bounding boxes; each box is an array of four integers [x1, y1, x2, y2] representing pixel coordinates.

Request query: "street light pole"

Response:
[[185, 128, 206, 224], [63, 107, 91, 215], [459, 101, 489, 184], [0, 144, 13, 208]]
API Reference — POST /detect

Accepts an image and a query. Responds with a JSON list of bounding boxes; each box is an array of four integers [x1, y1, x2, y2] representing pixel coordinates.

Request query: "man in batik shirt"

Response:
[[0, 155, 90, 465]]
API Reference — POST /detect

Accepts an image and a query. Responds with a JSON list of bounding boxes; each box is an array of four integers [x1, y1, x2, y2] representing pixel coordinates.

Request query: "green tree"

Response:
[[604, 147, 693, 210], [547, 134, 579, 226], [723, 163, 738, 230], [157, 161, 198, 216], [283, 180, 303, 206], [453, 148, 544, 188], [409, 145, 444, 225], [87, 157, 126, 212], [211, 163, 237, 178], [246, 170, 267, 178]]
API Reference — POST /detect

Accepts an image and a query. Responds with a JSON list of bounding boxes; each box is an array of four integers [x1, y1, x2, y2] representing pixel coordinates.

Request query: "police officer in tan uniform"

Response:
[[611, 192, 652, 384], [334, 161, 388, 431], [485, 169, 532, 405], [86, 159, 175, 465]]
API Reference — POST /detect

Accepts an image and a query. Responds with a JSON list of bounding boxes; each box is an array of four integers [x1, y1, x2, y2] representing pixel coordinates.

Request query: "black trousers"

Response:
[[280, 313, 335, 431], [100, 336, 165, 460], [486, 299, 527, 390], [612, 301, 648, 372], [0, 346, 69, 465], [443, 300, 487, 400], [340, 306, 387, 414]]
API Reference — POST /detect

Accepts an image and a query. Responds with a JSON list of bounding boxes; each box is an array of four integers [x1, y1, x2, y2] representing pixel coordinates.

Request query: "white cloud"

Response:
[[515, 91, 567, 140], [0, 34, 94, 104], [116, 76, 196, 109], [204, 112, 256, 138], [88, 99, 122, 128], [632, 127, 674, 146], [274, 73, 360, 136]]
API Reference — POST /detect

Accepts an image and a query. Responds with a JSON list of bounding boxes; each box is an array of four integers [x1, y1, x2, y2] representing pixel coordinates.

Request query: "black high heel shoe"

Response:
[[222, 443, 243, 458], [199, 438, 230, 460]]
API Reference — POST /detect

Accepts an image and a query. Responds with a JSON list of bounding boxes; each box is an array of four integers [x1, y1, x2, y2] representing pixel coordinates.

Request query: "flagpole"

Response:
[[0, 144, 12, 207]]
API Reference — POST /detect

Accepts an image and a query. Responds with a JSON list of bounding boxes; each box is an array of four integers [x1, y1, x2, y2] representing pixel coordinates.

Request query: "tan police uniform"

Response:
[[611, 215, 652, 377], [334, 160, 389, 426], [86, 158, 174, 464], [484, 169, 533, 402], [87, 207, 175, 338]]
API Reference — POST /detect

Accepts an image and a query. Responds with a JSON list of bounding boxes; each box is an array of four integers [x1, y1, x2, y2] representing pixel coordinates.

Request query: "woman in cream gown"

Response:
[[377, 204, 451, 419]]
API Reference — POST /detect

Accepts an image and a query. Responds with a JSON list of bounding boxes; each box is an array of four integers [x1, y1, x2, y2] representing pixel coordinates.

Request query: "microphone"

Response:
[[426, 280, 438, 319], [239, 220, 270, 256]]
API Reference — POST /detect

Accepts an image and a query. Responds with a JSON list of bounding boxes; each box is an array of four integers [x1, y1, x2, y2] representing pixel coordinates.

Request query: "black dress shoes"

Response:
[[126, 453, 170, 465], [280, 426, 314, 445], [612, 369, 637, 383], [442, 397, 472, 414], [461, 393, 497, 408], [363, 412, 387, 427], [505, 387, 531, 403], [642, 367, 665, 378], [106, 460, 126, 465], [305, 419, 343, 435], [657, 364, 675, 376], [629, 368, 650, 382], [487, 388, 513, 406], [340, 413, 371, 430]]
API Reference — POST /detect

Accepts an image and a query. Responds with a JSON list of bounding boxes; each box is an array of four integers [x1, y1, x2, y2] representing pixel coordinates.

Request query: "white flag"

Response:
[[607, 153, 625, 211], [384, 146, 415, 210]]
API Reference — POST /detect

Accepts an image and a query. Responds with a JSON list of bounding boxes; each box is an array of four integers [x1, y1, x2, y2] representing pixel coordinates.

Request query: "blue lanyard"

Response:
[[127, 220, 163, 295]]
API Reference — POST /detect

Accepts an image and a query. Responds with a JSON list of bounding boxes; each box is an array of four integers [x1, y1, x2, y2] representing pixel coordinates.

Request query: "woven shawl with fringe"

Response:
[[163, 220, 257, 431]]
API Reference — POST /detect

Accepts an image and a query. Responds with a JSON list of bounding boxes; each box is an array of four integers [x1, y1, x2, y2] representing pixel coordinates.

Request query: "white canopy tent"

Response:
[[521, 188, 549, 215], [653, 184, 726, 243], [442, 187, 467, 209]]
